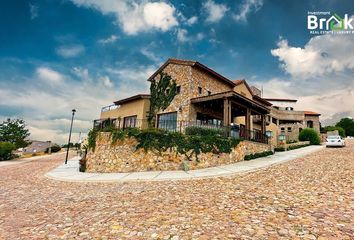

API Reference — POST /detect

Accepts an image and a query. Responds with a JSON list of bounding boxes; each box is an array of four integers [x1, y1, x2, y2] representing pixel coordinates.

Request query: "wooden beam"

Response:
[[261, 114, 266, 134], [223, 98, 230, 126], [245, 108, 251, 139]]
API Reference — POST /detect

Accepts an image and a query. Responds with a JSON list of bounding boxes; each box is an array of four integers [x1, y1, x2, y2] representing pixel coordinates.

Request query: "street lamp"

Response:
[[65, 109, 76, 164]]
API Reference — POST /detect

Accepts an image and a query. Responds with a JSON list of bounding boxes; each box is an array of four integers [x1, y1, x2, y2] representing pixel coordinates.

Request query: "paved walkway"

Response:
[[0, 151, 66, 167], [46, 145, 324, 182]]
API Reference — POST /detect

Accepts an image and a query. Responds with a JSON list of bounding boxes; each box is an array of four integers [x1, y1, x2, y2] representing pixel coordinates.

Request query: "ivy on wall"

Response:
[[148, 72, 177, 127], [87, 127, 242, 162]]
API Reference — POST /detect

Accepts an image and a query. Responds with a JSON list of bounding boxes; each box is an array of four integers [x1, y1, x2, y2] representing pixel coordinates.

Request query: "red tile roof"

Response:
[[232, 79, 243, 85], [304, 111, 321, 116]]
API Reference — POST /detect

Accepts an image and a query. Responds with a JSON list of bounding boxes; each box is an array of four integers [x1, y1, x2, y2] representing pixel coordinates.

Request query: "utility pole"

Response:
[[65, 109, 76, 164]]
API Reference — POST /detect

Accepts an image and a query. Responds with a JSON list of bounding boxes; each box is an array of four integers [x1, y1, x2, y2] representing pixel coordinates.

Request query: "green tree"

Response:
[[0, 142, 16, 160], [147, 72, 177, 127], [323, 126, 346, 137], [336, 117, 354, 136], [0, 118, 30, 148], [299, 128, 321, 145]]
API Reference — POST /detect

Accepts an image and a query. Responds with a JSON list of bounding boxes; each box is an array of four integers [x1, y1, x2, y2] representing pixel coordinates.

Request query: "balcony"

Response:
[[101, 104, 119, 112]]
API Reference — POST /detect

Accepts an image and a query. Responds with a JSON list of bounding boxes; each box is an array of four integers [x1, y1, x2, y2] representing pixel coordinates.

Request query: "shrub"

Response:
[[185, 126, 224, 136], [124, 127, 141, 138], [299, 128, 321, 145], [287, 144, 310, 150], [244, 151, 273, 161], [0, 142, 16, 160], [111, 129, 125, 144], [274, 147, 286, 152], [45, 144, 61, 153], [79, 157, 86, 172], [87, 128, 99, 150], [135, 128, 242, 161]]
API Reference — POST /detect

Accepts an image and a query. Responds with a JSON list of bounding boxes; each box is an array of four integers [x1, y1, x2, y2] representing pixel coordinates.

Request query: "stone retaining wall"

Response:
[[85, 132, 271, 173]]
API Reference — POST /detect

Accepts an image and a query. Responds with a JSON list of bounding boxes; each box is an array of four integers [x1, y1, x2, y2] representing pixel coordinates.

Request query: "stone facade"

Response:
[[85, 132, 271, 173], [156, 63, 233, 123], [304, 114, 321, 133], [278, 122, 305, 142]]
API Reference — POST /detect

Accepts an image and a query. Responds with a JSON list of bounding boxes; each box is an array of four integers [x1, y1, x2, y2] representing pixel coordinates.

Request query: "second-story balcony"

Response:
[[101, 104, 119, 112]]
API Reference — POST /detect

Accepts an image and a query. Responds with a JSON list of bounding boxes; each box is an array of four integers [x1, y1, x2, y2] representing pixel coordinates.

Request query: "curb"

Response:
[[45, 145, 325, 183]]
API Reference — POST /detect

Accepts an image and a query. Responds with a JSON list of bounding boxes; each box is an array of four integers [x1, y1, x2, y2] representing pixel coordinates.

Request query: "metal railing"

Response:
[[93, 118, 269, 144], [101, 104, 119, 112]]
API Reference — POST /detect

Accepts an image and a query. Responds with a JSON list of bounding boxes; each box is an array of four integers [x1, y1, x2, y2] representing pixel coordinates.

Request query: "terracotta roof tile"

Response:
[[304, 111, 321, 116]]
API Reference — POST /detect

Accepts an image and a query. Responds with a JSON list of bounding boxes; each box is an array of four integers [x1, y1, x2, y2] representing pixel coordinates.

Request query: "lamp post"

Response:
[[65, 109, 76, 164]]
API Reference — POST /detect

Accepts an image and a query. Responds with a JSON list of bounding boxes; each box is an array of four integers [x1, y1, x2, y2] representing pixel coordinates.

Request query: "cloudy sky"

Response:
[[0, 0, 353, 144]]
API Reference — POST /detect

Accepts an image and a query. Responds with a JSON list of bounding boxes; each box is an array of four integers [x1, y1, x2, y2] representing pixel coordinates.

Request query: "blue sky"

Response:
[[0, 0, 353, 143]]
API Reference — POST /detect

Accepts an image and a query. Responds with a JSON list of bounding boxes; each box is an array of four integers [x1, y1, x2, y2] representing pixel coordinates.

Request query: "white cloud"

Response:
[[71, 0, 178, 35], [186, 16, 198, 25], [233, 0, 263, 22], [176, 29, 204, 43], [99, 76, 114, 88], [203, 0, 229, 23], [143, 2, 178, 31], [177, 28, 188, 42], [29, 3, 38, 20], [36, 67, 64, 85], [98, 35, 119, 44], [0, 64, 154, 144], [56, 44, 85, 58], [271, 34, 354, 78], [141, 48, 160, 62], [258, 34, 354, 124]]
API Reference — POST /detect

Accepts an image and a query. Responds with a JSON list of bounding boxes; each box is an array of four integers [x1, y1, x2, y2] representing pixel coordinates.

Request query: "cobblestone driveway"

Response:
[[0, 142, 353, 239]]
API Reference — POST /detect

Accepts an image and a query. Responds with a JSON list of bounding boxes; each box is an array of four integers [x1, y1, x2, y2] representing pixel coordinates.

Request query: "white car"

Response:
[[326, 135, 346, 147]]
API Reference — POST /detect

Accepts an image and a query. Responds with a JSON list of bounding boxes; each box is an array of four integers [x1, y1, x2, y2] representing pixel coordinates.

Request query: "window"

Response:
[[158, 112, 177, 131], [208, 90, 211, 96], [123, 115, 137, 129], [286, 107, 294, 111], [272, 117, 278, 125], [176, 86, 181, 94], [280, 127, 285, 135], [198, 87, 202, 94], [196, 112, 222, 126], [307, 120, 314, 128], [287, 127, 292, 132]]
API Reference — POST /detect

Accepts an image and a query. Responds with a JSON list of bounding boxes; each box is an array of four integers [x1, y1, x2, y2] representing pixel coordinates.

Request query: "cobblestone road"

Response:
[[0, 142, 353, 239]]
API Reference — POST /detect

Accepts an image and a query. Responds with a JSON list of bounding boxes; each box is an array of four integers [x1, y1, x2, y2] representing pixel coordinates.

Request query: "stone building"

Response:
[[264, 98, 321, 143], [95, 58, 320, 145]]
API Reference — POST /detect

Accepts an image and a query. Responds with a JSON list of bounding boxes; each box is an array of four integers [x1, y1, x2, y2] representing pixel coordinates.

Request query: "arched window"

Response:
[[307, 120, 314, 128]]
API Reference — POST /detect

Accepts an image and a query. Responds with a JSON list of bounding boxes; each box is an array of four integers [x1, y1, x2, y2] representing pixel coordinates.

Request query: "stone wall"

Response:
[[85, 132, 271, 173], [155, 63, 233, 123]]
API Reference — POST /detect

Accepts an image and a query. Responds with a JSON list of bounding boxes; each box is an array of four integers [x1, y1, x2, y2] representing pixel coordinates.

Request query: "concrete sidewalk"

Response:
[[45, 145, 324, 182]]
